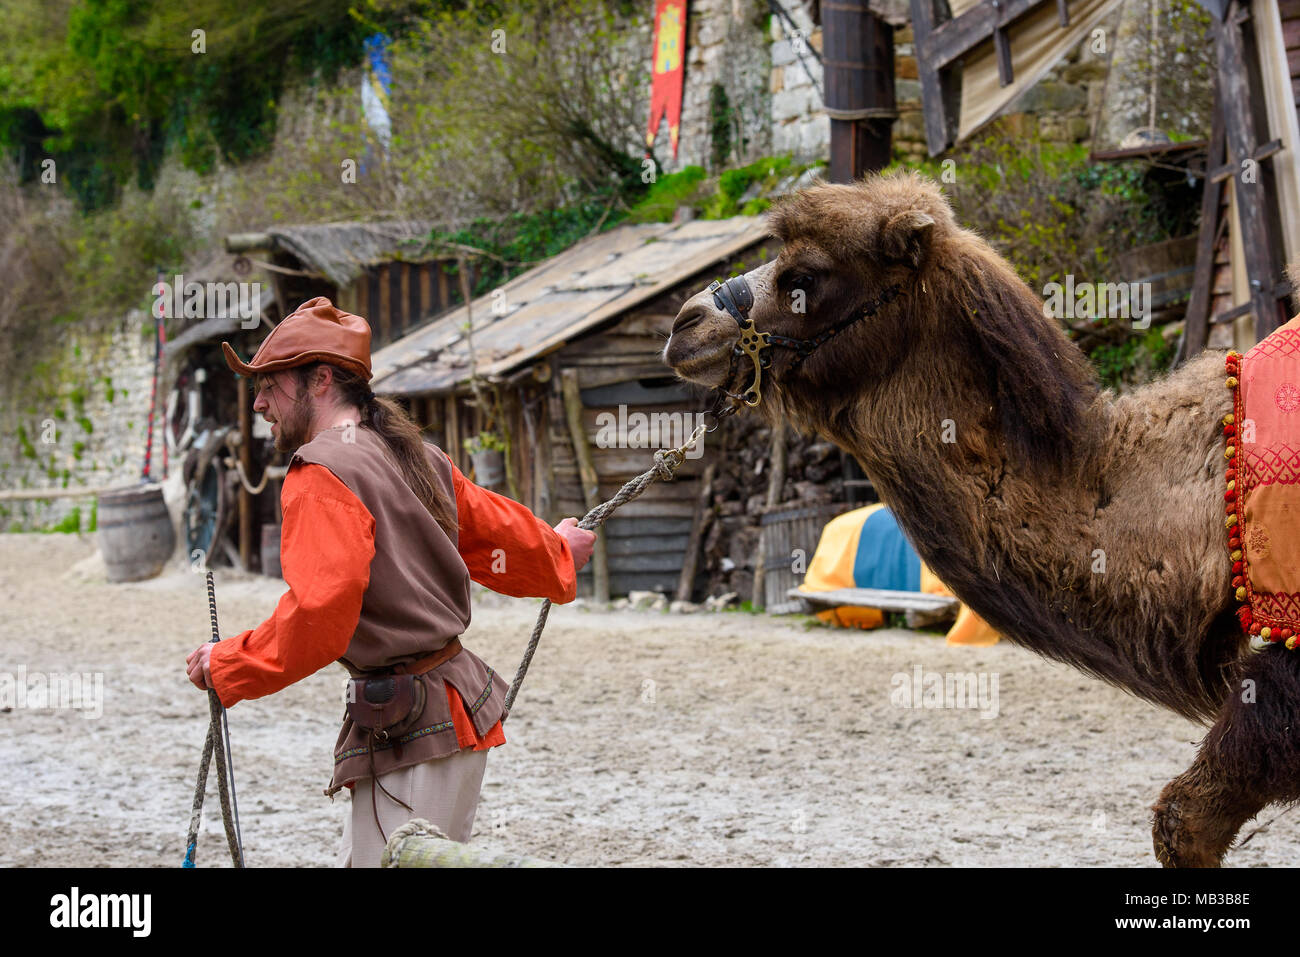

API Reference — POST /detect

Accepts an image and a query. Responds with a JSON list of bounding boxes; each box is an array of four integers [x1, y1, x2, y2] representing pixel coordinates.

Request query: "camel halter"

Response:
[[706, 274, 903, 421]]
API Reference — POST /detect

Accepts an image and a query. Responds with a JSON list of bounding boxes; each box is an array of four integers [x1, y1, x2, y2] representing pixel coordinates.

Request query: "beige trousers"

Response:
[[336, 748, 490, 868]]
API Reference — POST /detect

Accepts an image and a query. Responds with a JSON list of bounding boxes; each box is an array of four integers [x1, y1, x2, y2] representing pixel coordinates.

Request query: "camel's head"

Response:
[[665, 169, 1100, 469], [664, 171, 957, 414]]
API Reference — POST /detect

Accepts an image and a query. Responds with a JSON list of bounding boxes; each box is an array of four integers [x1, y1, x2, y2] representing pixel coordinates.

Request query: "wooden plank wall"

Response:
[[336, 260, 464, 352], [1285, 0, 1300, 125], [546, 326, 706, 596], [540, 242, 776, 598]]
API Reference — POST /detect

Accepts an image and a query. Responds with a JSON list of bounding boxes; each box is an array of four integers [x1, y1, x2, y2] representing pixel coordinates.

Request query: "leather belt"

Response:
[[386, 637, 462, 676]]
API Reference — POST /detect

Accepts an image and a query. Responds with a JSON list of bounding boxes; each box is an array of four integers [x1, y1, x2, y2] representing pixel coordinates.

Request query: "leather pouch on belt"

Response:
[[346, 675, 426, 740]]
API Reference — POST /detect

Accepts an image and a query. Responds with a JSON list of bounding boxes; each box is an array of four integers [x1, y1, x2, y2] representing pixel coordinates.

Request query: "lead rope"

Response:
[[183, 571, 245, 868], [502, 421, 709, 719]]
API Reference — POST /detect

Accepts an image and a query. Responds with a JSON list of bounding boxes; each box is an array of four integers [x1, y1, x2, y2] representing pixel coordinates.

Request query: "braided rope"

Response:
[[381, 819, 451, 867], [502, 422, 707, 719], [182, 572, 244, 867]]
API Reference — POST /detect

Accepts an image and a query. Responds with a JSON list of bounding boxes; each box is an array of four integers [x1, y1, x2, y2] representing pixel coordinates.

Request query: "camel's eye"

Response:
[[784, 272, 815, 292]]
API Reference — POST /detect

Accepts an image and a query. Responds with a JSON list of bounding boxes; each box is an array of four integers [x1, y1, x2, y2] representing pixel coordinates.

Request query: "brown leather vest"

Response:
[[292, 425, 507, 795]]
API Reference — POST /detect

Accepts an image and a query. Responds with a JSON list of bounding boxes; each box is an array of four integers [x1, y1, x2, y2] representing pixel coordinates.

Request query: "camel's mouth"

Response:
[[663, 333, 737, 388], [664, 285, 747, 388]]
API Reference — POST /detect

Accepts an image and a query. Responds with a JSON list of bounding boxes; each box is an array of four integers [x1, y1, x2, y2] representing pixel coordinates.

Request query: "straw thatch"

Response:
[[266, 221, 435, 287]]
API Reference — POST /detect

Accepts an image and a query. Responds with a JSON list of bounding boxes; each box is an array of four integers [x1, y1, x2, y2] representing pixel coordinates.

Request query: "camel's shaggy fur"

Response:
[[663, 170, 1300, 867]]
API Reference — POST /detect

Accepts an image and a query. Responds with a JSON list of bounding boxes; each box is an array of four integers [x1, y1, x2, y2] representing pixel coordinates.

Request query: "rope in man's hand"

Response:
[[503, 422, 708, 718]]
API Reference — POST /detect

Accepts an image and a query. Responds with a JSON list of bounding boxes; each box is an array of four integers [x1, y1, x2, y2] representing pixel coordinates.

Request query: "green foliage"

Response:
[[45, 506, 81, 534], [1090, 328, 1177, 390], [0, 0, 425, 210], [385, 0, 651, 221], [890, 131, 1195, 389], [702, 156, 792, 219], [626, 166, 707, 224], [463, 431, 506, 454], [16, 423, 36, 460], [708, 83, 732, 170], [430, 200, 627, 297]]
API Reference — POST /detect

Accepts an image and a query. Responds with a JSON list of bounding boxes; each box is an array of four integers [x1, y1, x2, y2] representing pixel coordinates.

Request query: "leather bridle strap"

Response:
[[707, 274, 905, 414]]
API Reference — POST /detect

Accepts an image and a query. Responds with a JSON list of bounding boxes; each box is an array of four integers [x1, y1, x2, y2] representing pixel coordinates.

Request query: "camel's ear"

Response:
[[880, 210, 935, 268]]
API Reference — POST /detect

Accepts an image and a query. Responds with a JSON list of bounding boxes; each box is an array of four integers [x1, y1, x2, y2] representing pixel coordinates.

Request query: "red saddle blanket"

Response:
[[1225, 315, 1300, 648]]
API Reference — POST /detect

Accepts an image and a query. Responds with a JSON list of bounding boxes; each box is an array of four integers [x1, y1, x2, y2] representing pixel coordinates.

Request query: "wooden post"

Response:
[[445, 395, 460, 470], [1213, 0, 1289, 342], [238, 382, 254, 572], [825, 1, 896, 182], [1180, 93, 1226, 363], [751, 422, 788, 611], [561, 368, 608, 603], [676, 463, 716, 602]]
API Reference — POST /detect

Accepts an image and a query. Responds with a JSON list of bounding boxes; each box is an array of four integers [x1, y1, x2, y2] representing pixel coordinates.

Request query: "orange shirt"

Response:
[[208, 453, 571, 749]]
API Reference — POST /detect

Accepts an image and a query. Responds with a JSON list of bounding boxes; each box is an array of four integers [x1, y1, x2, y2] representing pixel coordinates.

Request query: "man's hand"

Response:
[[186, 642, 214, 692], [553, 517, 597, 573]]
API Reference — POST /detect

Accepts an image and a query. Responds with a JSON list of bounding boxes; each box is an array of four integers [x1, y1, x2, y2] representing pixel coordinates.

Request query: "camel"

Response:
[[662, 170, 1300, 868]]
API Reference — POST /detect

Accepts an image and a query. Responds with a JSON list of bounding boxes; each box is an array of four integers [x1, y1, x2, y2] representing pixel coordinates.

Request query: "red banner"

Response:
[[646, 0, 687, 159]]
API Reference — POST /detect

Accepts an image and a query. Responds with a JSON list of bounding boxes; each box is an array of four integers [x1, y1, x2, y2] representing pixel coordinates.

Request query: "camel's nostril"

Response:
[[671, 306, 706, 336]]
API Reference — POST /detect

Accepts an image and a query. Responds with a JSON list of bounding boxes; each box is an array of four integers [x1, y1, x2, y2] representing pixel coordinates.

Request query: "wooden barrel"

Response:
[[822, 0, 896, 121], [261, 523, 282, 579], [97, 484, 177, 583]]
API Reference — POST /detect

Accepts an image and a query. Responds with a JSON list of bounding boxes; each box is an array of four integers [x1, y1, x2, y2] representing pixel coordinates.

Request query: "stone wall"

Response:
[[0, 311, 169, 532], [671, 0, 1128, 172]]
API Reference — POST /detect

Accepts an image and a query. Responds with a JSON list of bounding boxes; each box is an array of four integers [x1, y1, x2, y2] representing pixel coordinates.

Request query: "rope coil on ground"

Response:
[[381, 818, 561, 868], [503, 422, 708, 719]]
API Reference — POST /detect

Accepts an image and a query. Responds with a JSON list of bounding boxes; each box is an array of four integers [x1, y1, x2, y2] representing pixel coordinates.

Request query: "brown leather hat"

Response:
[[222, 296, 373, 381]]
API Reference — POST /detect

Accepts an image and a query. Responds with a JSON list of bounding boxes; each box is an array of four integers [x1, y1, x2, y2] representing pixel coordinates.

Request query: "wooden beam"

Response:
[[238, 381, 254, 572], [751, 422, 788, 611], [1214, 0, 1289, 343], [561, 368, 608, 603], [675, 463, 716, 602], [790, 587, 960, 614], [1180, 93, 1226, 362], [928, 0, 1047, 70], [909, 0, 951, 156], [994, 25, 1014, 86]]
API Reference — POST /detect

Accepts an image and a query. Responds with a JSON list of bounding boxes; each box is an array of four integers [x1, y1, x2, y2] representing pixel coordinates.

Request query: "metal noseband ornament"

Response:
[[709, 276, 768, 409], [705, 273, 905, 428]]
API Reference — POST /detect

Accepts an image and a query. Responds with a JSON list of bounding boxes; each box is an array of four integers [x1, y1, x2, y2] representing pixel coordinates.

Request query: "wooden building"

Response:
[[224, 220, 465, 351], [370, 215, 776, 600]]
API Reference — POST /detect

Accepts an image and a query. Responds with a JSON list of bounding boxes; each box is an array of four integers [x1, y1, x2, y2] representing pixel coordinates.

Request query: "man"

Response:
[[184, 296, 596, 867]]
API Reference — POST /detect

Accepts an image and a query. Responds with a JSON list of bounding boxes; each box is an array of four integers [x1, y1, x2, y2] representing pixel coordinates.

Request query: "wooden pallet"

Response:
[[786, 587, 959, 615]]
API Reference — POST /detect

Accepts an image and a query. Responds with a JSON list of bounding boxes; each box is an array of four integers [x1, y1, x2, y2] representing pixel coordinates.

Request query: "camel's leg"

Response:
[[1153, 644, 1300, 867]]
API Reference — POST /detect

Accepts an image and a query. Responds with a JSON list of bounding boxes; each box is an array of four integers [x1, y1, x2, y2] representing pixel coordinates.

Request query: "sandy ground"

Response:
[[1, 532, 1297, 868]]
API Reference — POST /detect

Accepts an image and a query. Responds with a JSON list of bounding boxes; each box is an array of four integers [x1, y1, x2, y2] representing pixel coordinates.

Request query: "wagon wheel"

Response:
[[185, 458, 223, 563]]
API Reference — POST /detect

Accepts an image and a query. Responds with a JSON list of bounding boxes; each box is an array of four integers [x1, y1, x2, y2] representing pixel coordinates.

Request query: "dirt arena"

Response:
[[2, 532, 1296, 868]]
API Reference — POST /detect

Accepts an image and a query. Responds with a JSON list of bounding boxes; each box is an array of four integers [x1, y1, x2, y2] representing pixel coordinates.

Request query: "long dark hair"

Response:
[[295, 362, 459, 540]]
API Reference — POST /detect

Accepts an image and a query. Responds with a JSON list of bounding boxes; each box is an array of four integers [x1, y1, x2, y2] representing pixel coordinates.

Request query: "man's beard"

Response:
[[272, 401, 312, 452]]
